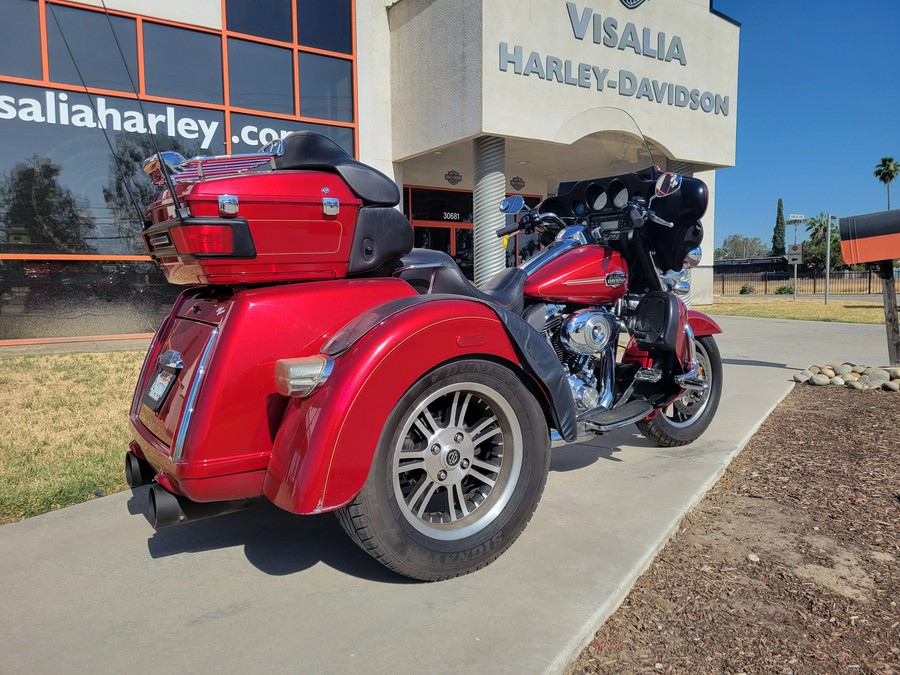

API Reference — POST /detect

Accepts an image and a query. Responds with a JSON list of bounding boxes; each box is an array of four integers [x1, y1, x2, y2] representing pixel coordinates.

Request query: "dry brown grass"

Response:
[[0, 351, 144, 524], [699, 297, 891, 324]]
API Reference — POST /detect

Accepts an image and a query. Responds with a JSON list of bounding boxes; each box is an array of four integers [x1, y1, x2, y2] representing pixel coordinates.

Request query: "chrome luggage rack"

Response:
[[142, 139, 285, 186]]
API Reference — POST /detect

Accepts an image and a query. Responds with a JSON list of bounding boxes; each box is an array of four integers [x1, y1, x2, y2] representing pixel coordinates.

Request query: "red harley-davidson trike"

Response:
[[125, 109, 722, 581]]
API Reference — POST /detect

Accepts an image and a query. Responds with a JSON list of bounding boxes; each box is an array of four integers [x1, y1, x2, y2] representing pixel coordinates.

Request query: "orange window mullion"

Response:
[[351, 0, 358, 157], [135, 17, 146, 95], [220, 0, 232, 152], [292, 0, 300, 118], [38, 0, 49, 82]]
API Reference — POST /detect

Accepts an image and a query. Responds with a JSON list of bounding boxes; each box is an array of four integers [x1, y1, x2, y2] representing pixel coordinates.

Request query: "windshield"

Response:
[[551, 107, 656, 198]]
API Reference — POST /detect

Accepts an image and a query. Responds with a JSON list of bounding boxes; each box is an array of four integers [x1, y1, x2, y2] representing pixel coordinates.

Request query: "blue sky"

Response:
[[711, 0, 900, 249]]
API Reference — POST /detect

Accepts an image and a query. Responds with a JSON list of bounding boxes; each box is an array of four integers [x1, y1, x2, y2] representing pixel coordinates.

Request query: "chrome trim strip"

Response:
[[173, 327, 219, 461]]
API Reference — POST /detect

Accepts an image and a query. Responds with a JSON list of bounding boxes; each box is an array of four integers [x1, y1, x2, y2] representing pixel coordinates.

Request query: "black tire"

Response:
[[636, 335, 723, 447], [336, 359, 550, 581]]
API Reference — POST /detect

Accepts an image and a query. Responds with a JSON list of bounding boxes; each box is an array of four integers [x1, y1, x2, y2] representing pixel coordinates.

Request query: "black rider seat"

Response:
[[396, 248, 527, 316]]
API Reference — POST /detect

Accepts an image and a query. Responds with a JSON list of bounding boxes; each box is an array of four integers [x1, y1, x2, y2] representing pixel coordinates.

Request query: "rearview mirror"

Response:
[[655, 172, 682, 198], [499, 195, 526, 214]]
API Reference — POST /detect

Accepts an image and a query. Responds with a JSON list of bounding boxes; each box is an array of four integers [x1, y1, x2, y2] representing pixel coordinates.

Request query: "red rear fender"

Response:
[[264, 298, 534, 515]]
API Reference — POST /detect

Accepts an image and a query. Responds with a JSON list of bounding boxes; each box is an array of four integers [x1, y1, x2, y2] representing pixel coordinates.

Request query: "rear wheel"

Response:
[[336, 359, 550, 581], [636, 335, 723, 447]]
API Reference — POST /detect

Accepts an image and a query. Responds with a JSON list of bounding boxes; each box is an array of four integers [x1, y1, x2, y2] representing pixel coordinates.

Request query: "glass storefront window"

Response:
[[455, 228, 474, 279], [298, 52, 352, 123], [0, 0, 41, 80], [227, 38, 294, 115], [0, 259, 180, 340], [230, 112, 353, 156], [47, 5, 138, 93], [0, 82, 225, 256], [409, 188, 473, 223], [143, 23, 223, 105], [226, 0, 292, 43], [504, 196, 541, 266], [414, 226, 451, 254], [297, 0, 352, 55]]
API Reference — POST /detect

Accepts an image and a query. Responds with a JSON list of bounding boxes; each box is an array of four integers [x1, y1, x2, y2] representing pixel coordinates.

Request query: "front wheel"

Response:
[[336, 359, 550, 581], [636, 335, 723, 447]]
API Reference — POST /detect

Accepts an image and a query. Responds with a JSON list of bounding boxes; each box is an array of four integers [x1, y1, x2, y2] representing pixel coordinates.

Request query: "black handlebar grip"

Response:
[[495, 222, 521, 237]]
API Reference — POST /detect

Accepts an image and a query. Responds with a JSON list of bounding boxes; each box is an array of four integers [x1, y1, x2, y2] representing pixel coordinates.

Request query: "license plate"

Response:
[[143, 369, 176, 412]]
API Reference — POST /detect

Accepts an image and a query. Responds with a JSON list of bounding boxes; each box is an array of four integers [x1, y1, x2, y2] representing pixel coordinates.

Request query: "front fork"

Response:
[[674, 323, 710, 391]]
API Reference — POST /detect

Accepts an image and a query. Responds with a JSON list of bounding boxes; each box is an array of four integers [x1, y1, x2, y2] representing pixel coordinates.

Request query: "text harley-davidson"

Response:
[[127, 109, 722, 581]]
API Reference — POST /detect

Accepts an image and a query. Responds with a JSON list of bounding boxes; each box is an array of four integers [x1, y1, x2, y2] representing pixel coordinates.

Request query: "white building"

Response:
[[0, 0, 738, 340]]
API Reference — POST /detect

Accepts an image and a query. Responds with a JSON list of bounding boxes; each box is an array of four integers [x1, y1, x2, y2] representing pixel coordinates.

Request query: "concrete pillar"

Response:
[[472, 136, 506, 287]]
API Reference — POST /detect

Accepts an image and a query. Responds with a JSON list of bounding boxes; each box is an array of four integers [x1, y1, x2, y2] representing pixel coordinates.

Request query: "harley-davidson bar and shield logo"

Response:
[[620, 0, 648, 7], [444, 170, 462, 186]]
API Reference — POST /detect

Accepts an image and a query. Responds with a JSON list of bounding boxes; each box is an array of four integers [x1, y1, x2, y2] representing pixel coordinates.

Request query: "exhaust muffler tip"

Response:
[[125, 451, 157, 488], [147, 485, 186, 529]]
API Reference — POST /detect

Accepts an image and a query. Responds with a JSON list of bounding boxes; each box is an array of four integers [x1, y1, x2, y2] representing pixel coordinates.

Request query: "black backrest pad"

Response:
[[347, 206, 414, 275], [274, 132, 400, 207]]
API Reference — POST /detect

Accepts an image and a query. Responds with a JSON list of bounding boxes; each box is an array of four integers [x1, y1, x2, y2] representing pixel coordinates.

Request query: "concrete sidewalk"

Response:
[[0, 317, 890, 674]]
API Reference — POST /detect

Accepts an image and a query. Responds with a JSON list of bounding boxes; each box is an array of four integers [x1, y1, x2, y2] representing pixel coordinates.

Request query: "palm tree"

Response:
[[805, 212, 829, 244], [874, 156, 899, 209]]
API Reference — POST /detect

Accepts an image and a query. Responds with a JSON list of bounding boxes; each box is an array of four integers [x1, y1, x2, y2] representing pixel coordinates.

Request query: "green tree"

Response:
[[802, 212, 844, 273], [0, 155, 95, 253], [771, 198, 785, 256], [714, 233, 770, 260], [874, 156, 899, 210]]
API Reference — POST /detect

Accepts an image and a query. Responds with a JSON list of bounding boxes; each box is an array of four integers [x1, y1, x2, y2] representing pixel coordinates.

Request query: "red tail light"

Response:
[[170, 225, 234, 255]]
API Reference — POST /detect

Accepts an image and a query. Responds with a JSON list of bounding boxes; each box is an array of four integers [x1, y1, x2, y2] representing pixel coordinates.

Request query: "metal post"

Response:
[[825, 213, 831, 305], [472, 136, 506, 287], [793, 222, 798, 301]]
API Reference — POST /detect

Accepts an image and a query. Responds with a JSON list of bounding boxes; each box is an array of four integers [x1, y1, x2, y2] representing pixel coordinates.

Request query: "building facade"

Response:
[[0, 0, 738, 342]]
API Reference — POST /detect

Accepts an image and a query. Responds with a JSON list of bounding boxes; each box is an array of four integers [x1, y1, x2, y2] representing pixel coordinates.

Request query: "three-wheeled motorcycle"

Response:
[[125, 109, 722, 580]]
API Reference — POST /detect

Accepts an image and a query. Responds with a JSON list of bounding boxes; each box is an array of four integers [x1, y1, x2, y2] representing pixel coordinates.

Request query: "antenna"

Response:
[[46, 0, 187, 225]]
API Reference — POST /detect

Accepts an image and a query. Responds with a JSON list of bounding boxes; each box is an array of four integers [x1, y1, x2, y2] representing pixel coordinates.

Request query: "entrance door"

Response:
[[406, 185, 476, 279]]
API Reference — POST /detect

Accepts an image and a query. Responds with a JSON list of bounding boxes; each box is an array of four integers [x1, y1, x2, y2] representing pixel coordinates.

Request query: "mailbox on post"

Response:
[[839, 209, 900, 366], [839, 210, 900, 264]]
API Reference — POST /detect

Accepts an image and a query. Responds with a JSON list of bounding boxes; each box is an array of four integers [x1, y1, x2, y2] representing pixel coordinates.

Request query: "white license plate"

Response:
[[143, 370, 175, 411]]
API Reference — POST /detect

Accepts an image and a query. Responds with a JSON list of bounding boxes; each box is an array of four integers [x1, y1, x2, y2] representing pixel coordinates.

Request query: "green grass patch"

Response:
[[698, 297, 892, 325], [0, 351, 144, 524]]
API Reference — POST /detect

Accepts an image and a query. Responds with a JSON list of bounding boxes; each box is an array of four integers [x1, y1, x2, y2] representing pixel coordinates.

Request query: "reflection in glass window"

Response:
[[410, 188, 473, 222], [226, 0, 292, 43], [227, 38, 294, 115], [298, 53, 353, 123], [0, 82, 224, 256], [455, 228, 474, 280], [413, 226, 451, 254], [230, 112, 353, 156], [47, 5, 138, 92], [0, 259, 179, 340], [143, 23, 223, 105], [0, 0, 41, 79], [297, 0, 352, 54]]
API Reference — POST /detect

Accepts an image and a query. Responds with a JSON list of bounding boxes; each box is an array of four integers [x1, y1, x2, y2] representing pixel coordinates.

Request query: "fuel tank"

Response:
[[523, 244, 628, 305]]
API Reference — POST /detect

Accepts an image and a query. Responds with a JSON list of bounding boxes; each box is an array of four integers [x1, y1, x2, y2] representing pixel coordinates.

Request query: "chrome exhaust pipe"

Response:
[[147, 485, 258, 529]]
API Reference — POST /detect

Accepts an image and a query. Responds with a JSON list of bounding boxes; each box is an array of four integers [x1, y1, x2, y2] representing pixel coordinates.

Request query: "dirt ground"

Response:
[[570, 384, 900, 674]]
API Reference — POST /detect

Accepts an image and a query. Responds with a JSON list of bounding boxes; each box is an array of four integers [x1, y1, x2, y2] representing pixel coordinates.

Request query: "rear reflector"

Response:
[[170, 225, 234, 255], [274, 356, 334, 397]]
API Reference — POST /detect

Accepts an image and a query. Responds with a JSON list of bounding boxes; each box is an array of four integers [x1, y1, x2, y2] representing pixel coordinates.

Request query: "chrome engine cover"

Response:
[[560, 309, 617, 356]]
